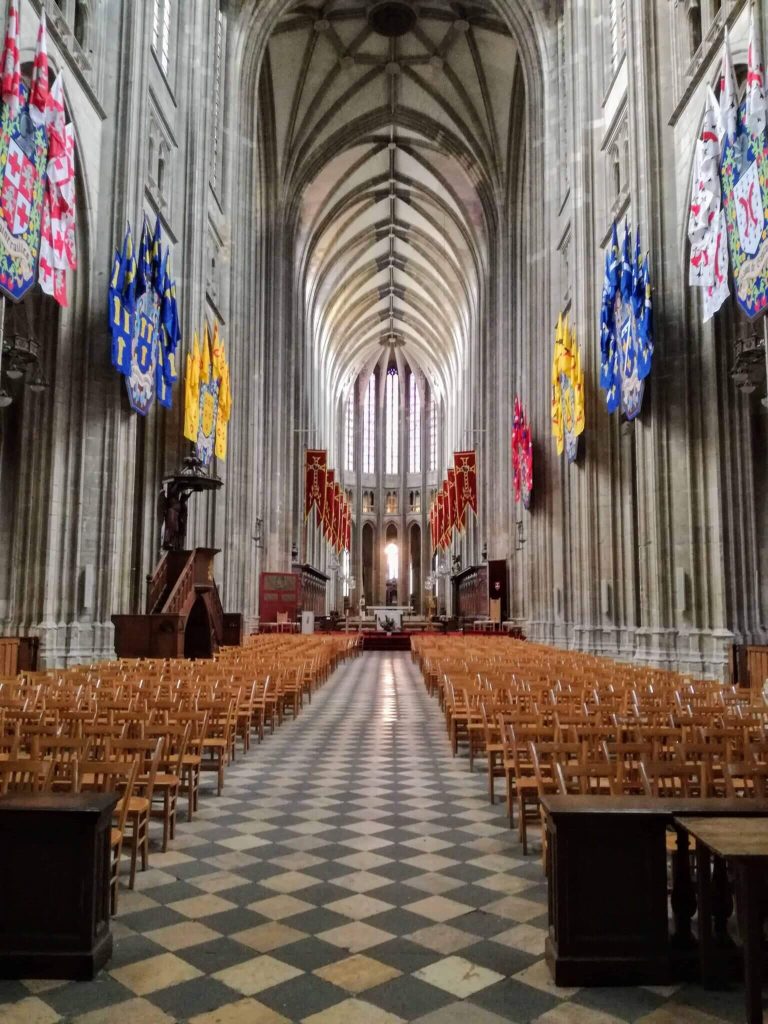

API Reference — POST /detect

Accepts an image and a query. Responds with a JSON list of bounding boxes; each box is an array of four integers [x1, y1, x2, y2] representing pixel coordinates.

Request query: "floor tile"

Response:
[[404, 895, 474, 923], [71, 997, 175, 1024], [231, 922, 307, 952], [167, 894, 237, 919], [188, 997, 291, 1024], [213, 954, 303, 995], [490, 923, 547, 956], [145, 921, 223, 951], [314, 953, 401, 993], [248, 894, 315, 920], [325, 893, 395, 920], [410, 1001, 512, 1024], [301, 996, 405, 1024], [110, 951, 203, 995], [408, 923, 482, 954], [512, 958, 580, 998], [318, 920, 396, 952], [0, 996, 63, 1024], [414, 954, 506, 998]]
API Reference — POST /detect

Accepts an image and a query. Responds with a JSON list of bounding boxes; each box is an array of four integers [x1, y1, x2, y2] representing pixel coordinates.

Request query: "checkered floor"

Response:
[[0, 652, 759, 1023]]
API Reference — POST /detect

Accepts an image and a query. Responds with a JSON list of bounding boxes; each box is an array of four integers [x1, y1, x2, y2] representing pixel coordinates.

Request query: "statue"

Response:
[[156, 452, 224, 552], [157, 481, 193, 551]]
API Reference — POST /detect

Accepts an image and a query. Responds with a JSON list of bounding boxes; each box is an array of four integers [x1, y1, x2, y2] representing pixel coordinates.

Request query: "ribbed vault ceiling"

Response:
[[260, 0, 520, 405]]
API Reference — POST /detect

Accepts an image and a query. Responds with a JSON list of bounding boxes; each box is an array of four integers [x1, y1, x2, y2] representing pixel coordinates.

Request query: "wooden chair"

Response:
[[110, 737, 164, 888], [148, 721, 191, 850], [601, 740, 653, 795], [725, 762, 768, 800], [77, 759, 139, 914], [234, 681, 256, 755], [0, 734, 20, 761], [199, 700, 234, 796], [32, 735, 91, 791], [640, 760, 706, 798], [173, 709, 209, 820], [555, 760, 616, 797], [0, 759, 54, 794]]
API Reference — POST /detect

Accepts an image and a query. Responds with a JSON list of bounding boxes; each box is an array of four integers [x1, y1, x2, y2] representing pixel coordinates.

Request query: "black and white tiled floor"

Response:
[[0, 653, 757, 1023]]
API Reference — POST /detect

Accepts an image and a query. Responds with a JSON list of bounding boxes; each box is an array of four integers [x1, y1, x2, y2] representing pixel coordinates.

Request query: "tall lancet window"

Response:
[[428, 396, 437, 472], [385, 367, 399, 475], [345, 392, 355, 472], [409, 372, 421, 474], [363, 373, 376, 474], [211, 10, 225, 193], [152, 0, 173, 75]]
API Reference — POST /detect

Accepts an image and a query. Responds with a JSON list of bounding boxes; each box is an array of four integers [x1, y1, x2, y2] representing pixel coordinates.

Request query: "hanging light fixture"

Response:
[[28, 368, 49, 393]]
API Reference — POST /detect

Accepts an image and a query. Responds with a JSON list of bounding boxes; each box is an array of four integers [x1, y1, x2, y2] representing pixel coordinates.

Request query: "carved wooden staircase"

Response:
[[112, 548, 242, 659]]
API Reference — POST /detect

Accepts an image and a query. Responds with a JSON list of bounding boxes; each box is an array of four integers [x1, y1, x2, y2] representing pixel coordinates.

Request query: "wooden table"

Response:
[[542, 795, 768, 987], [0, 792, 117, 979], [675, 816, 768, 1024]]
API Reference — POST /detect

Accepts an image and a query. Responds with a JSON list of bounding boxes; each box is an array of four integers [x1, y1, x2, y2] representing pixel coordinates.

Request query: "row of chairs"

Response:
[[0, 634, 358, 911], [412, 636, 767, 856]]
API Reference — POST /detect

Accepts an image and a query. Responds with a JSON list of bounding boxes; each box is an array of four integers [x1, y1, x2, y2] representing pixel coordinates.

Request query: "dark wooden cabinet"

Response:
[[0, 793, 117, 979], [0, 637, 39, 675], [542, 795, 768, 987], [259, 565, 329, 622], [452, 560, 508, 621]]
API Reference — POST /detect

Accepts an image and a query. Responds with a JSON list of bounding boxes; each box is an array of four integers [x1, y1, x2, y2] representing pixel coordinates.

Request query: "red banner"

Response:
[[454, 450, 477, 530], [334, 484, 343, 553], [441, 478, 451, 547], [305, 449, 327, 523], [447, 468, 457, 537], [323, 469, 335, 540], [435, 490, 444, 551]]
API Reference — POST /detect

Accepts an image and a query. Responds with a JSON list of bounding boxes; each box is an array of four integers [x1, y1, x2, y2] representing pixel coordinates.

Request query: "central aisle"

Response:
[[0, 653, 745, 1023]]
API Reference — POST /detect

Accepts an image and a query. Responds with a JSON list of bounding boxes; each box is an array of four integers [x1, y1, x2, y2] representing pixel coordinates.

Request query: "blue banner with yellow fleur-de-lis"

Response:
[[108, 216, 181, 415]]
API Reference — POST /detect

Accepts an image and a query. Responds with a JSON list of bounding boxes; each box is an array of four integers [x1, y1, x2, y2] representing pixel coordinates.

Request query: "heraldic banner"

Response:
[[109, 217, 181, 416], [182, 321, 232, 466], [512, 396, 533, 509], [0, 7, 77, 306], [687, 11, 768, 322], [599, 220, 654, 419], [453, 450, 478, 531], [304, 449, 327, 522], [551, 313, 585, 462], [721, 104, 768, 319]]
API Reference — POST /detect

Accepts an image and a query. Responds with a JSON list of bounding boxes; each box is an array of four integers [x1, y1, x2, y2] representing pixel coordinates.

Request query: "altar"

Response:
[[368, 606, 411, 632]]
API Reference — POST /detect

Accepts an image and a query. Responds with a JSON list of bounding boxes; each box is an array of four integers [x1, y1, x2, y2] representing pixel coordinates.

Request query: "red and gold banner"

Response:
[[323, 469, 335, 540], [334, 484, 343, 553], [447, 468, 457, 536], [305, 449, 327, 523], [441, 478, 451, 548], [454, 450, 478, 530]]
